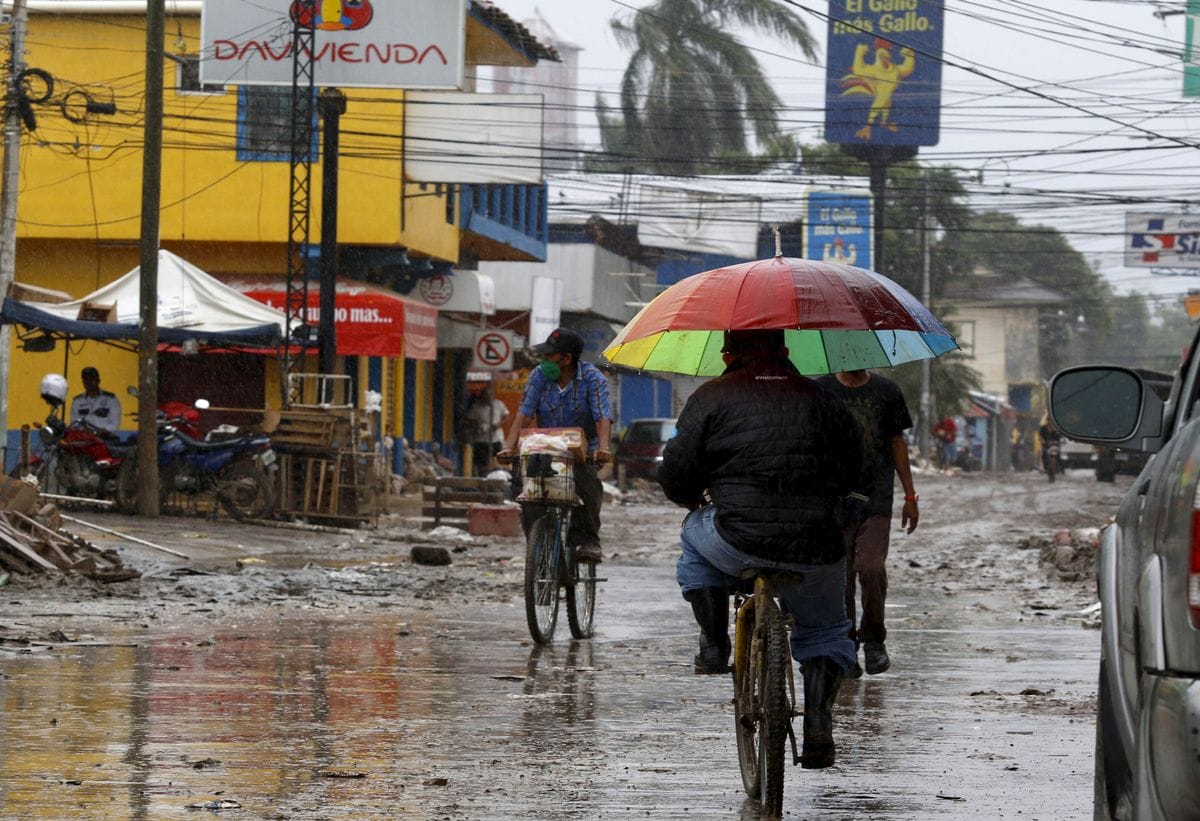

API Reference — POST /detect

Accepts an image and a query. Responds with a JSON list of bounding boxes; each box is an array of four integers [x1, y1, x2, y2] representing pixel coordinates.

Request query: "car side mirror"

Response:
[[1049, 366, 1165, 453]]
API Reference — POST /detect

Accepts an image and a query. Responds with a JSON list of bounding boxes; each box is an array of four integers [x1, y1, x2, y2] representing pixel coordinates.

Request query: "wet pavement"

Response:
[[0, 470, 1111, 819]]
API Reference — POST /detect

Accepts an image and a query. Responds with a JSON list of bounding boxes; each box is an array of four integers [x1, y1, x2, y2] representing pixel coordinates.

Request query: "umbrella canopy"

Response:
[[602, 257, 959, 376]]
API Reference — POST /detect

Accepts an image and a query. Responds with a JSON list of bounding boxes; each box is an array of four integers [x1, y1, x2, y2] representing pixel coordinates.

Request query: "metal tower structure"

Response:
[[284, 0, 317, 406]]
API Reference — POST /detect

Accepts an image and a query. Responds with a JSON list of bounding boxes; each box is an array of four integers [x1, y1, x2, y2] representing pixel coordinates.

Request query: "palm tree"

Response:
[[595, 0, 817, 175]]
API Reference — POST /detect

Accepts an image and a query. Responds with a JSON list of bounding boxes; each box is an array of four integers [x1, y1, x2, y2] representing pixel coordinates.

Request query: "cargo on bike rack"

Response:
[[514, 427, 599, 644]]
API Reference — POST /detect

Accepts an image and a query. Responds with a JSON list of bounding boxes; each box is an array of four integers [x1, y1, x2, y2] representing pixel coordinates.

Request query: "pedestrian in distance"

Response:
[[70, 366, 121, 433], [932, 415, 957, 470], [816, 369, 919, 677], [658, 329, 864, 768], [466, 384, 510, 477], [498, 327, 612, 563]]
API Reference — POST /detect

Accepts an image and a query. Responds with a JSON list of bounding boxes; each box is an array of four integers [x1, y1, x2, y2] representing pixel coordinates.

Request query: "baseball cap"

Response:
[[532, 327, 584, 358], [81, 366, 100, 380]]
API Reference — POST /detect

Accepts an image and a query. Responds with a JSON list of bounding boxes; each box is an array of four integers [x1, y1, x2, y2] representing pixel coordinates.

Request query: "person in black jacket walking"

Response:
[[658, 329, 864, 769]]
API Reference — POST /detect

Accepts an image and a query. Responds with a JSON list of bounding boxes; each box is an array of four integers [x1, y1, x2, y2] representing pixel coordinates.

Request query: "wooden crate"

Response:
[[262, 409, 354, 453], [276, 450, 386, 526]]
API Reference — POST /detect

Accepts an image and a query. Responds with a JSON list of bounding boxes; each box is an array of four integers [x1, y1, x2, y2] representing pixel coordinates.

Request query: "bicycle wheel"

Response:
[[524, 512, 562, 643], [758, 604, 791, 816], [566, 555, 596, 639], [733, 600, 761, 798]]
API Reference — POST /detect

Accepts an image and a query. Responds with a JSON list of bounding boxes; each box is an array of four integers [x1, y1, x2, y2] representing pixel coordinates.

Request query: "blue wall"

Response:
[[618, 372, 673, 429]]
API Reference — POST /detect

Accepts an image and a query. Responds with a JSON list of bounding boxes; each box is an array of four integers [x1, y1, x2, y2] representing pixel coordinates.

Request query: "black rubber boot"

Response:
[[684, 588, 731, 674], [799, 656, 844, 769]]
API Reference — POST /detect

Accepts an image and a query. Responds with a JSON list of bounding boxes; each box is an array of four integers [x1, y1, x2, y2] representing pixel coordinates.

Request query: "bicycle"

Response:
[[732, 568, 802, 817], [508, 428, 599, 644]]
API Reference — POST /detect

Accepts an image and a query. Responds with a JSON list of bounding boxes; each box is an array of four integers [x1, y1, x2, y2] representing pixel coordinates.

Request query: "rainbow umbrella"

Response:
[[602, 256, 958, 376]]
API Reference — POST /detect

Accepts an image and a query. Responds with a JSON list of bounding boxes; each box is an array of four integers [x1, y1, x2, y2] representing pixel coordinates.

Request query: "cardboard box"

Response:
[[77, 301, 116, 322], [467, 503, 522, 538]]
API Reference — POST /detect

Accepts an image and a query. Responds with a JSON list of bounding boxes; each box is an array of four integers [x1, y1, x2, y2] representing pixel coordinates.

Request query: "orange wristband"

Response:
[[905, 494, 919, 502]]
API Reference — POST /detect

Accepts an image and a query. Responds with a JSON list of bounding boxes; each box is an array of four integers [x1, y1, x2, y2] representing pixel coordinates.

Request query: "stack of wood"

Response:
[[0, 476, 140, 582]]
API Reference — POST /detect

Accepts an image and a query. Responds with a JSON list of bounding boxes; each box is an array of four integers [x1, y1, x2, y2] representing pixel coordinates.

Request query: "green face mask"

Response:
[[538, 359, 562, 380]]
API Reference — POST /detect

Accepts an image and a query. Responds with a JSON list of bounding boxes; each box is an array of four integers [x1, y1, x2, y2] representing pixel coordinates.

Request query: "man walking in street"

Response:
[[658, 329, 863, 768], [816, 369, 919, 676]]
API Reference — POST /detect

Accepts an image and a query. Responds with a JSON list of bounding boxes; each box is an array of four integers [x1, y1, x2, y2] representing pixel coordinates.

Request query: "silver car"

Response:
[[1049, 363, 1199, 820]]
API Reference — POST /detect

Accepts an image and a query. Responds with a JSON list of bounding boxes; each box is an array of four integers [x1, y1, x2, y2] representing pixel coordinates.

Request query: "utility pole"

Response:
[[317, 87, 345, 398], [918, 176, 933, 464], [136, 0, 164, 516], [0, 0, 28, 473]]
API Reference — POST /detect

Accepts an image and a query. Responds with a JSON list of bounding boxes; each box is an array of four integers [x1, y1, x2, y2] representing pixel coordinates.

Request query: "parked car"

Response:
[[1060, 438, 1096, 471], [1048, 360, 1198, 819], [613, 418, 677, 485]]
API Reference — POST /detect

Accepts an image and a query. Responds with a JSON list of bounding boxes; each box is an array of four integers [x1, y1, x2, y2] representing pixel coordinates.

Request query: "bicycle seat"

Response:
[[738, 567, 806, 586]]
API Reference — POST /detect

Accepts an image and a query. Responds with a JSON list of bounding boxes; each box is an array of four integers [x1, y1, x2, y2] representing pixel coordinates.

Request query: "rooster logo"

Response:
[[289, 0, 373, 31], [839, 37, 915, 141]]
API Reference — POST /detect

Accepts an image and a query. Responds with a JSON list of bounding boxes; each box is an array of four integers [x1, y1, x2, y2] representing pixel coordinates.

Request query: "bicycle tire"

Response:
[[759, 604, 791, 816], [566, 555, 596, 639], [524, 513, 561, 643], [733, 601, 761, 798]]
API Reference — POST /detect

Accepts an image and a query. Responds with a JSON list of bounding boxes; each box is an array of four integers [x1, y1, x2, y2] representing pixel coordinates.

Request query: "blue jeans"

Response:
[[676, 506, 856, 673]]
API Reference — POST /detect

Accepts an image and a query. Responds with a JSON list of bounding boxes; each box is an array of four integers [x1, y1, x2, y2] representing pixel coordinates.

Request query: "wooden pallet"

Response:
[[420, 477, 508, 530], [276, 450, 385, 526]]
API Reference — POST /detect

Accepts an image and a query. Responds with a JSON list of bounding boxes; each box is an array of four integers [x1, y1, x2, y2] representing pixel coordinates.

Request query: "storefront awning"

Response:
[[223, 277, 438, 360]]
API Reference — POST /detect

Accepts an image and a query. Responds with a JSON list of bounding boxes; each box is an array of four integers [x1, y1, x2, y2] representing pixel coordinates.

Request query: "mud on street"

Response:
[[0, 468, 1121, 819]]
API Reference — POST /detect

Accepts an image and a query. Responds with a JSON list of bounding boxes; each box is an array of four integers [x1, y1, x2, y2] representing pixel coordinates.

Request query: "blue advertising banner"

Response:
[[805, 191, 873, 270], [824, 0, 945, 147]]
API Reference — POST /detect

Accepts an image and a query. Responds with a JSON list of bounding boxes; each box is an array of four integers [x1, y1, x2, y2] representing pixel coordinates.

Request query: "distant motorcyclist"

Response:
[[1038, 416, 1062, 474], [70, 367, 121, 433]]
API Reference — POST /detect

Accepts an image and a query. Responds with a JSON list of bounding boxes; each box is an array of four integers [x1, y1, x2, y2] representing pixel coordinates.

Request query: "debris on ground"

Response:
[[1017, 527, 1100, 582], [0, 476, 140, 582]]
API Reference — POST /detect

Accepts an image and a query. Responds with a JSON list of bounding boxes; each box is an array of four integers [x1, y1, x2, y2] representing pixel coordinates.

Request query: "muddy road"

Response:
[[0, 468, 1121, 819]]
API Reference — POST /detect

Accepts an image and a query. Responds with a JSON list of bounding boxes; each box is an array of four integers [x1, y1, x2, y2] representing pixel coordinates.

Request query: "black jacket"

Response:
[[658, 358, 864, 565]]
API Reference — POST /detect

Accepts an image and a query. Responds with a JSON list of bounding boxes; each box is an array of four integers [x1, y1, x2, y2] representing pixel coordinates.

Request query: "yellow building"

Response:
[[0, 0, 556, 474]]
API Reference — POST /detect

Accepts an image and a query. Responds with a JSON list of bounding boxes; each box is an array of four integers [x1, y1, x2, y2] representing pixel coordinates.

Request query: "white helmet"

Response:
[[39, 373, 68, 406]]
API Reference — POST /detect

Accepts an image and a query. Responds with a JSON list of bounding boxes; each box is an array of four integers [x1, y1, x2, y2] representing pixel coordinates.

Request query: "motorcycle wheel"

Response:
[[215, 461, 274, 521]]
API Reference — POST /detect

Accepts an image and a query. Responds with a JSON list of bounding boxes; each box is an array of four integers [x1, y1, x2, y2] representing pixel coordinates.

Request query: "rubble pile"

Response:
[[1017, 527, 1101, 583], [0, 476, 140, 583]]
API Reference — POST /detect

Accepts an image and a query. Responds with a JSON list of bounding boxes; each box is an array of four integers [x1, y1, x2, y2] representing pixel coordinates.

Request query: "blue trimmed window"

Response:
[[236, 86, 318, 162]]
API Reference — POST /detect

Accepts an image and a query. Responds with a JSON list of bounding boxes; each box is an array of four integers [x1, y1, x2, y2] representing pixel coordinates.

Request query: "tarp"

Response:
[[0, 250, 287, 348], [223, 277, 439, 360]]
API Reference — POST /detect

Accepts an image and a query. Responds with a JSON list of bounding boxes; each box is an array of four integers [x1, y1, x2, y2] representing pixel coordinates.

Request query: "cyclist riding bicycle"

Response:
[[658, 329, 864, 769], [498, 327, 612, 563]]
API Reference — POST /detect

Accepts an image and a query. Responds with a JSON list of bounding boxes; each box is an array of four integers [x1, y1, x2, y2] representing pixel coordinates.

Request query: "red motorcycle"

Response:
[[10, 374, 132, 501], [25, 414, 133, 499]]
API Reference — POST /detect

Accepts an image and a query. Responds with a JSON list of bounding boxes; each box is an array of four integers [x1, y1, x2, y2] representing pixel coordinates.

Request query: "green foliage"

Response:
[[1084, 293, 1194, 374], [595, 0, 817, 175], [886, 353, 983, 419]]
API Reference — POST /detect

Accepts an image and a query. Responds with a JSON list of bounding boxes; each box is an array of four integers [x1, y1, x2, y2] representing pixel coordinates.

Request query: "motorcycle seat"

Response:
[[169, 426, 265, 452]]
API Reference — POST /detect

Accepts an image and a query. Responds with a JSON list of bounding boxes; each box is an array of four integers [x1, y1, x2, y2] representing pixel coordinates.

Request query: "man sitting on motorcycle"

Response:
[[70, 367, 121, 433]]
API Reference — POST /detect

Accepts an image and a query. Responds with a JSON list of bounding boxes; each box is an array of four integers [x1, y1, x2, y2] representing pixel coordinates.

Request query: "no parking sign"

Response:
[[473, 330, 514, 370]]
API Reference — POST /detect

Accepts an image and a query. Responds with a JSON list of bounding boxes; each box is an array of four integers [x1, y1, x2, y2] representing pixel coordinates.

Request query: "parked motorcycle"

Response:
[[10, 374, 132, 501], [116, 401, 277, 520]]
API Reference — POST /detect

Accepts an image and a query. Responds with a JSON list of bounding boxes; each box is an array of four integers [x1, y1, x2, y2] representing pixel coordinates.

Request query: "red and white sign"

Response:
[[473, 330, 513, 370], [226, 277, 438, 360], [201, 0, 466, 89]]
